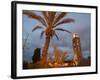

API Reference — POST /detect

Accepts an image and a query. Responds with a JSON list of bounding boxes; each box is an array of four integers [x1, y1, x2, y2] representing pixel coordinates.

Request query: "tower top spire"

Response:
[[73, 33, 79, 38]]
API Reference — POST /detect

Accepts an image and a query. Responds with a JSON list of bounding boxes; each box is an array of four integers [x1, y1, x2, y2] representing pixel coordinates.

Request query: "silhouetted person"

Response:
[[32, 48, 41, 64]]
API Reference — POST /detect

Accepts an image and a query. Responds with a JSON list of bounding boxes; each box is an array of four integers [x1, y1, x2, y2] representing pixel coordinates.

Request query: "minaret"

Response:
[[72, 33, 82, 66]]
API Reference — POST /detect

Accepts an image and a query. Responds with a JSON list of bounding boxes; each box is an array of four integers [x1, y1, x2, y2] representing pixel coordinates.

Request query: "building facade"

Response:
[[72, 33, 82, 66]]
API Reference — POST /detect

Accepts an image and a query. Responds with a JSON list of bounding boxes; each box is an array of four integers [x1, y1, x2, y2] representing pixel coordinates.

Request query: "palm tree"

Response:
[[23, 11, 74, 64]]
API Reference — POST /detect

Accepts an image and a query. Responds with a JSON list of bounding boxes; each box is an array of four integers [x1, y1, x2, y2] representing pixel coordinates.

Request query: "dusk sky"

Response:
[[22, 11, 91, 63]]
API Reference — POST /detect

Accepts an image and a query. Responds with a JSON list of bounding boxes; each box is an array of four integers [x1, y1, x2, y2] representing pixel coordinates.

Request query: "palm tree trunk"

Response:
[[41, 36, 50, 64]]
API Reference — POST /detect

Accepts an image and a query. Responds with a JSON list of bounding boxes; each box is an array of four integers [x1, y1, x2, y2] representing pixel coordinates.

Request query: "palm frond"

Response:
[[23, 10, 47, 26], [53, 12, 66, 25], [42, 12, 49, 26], [55, 28, 72, 34], [54, 32, 59, 40], [48, 12, 56, 25], [54, 18, 74, 27], [32, 26, 44, 32], [40, 31, 45, 39]]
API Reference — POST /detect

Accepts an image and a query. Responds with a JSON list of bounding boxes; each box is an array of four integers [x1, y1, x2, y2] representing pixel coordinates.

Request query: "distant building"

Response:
[[59, 51, 64, 64], [32, 48, 41, 64], [54, 47, 59, 64], [72, 33, 82, 66]]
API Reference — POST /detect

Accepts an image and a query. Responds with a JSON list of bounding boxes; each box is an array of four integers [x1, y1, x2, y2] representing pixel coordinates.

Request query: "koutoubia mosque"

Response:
[[73, 33, 82, 66]]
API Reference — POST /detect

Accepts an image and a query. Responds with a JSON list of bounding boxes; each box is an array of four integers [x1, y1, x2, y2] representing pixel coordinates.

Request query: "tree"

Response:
[[32, 48, 41, 63], [23, 11, 74, 64], [23, 32, 29, 53]]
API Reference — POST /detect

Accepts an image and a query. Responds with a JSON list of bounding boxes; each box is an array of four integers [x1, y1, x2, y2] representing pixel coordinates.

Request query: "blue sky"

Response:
[[22, 11, 91, 63]]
